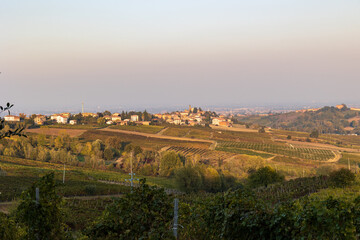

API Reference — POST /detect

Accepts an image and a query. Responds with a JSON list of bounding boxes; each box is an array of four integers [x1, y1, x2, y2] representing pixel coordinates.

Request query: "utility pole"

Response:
[[125, 152, 138, 193], [348, 157, 351, 170]]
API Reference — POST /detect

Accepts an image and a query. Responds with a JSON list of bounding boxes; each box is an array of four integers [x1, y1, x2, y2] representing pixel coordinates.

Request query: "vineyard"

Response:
[[217, 141, 335, 160], [166, 146, 235, 160], [255, 176, 330, 204]]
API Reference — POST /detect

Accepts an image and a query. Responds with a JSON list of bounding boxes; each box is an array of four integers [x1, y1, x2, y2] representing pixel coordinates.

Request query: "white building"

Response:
[[69, 120, 77, 125], [131, 115, 139, 122], [212, 118, 226, 126], [51, 114, 68, 124]]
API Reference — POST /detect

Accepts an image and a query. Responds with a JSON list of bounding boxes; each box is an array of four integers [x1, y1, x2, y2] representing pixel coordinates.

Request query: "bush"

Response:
[[329, 168, 356, 187]]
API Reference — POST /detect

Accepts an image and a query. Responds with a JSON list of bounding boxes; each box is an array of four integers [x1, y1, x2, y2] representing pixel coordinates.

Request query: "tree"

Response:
[[248, 166, 285, 188], [102, 110, 111, 116], [104, 147, 115, 161], [97, 117, 105, 125], [310, 130, 319, 138], [258, 127, 265, 133], [0, 103, 26, 139], [159, 151, 183, 177], [174, 165, 203, 193], [200, 166, 222, 192], [54, 135, 64, 149]]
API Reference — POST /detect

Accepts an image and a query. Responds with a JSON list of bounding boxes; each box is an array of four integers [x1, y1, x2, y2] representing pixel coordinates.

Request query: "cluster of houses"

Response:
[[3, 106, 233, 127], [153, 106, 232, 127], [3, 112, 149, 126], [101, 113, 150, 126]]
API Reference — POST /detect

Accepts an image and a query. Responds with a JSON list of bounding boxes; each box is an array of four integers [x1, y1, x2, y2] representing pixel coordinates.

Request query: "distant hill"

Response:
[[238, 104, 360, 135]]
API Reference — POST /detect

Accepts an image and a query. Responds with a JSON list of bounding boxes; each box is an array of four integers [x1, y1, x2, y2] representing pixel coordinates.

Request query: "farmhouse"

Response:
[[50, 114, 68, 124], [111, 114, 122, 122]]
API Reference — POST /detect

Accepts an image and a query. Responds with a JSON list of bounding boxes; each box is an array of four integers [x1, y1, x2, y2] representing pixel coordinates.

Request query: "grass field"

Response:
[[108, 125, 165, 134]]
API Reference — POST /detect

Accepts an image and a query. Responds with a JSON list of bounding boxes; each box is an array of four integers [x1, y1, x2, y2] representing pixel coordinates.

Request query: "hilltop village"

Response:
[[3, 106, 233, 128]]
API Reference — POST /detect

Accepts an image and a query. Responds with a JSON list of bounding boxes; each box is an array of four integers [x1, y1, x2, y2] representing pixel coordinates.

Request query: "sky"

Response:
[[1, 0, 360, 113]]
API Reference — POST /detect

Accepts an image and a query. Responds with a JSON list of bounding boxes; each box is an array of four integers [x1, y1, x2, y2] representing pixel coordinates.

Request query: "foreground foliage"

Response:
[[85, 179, 174, 240]]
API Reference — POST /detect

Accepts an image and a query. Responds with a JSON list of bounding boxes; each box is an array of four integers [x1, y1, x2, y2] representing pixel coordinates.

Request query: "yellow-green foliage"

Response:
[[221, 155, 265, 179]]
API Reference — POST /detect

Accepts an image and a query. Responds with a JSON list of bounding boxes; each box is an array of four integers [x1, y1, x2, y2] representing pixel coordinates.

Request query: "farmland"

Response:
[[25, 127, 87, 138], [166, 146, 235, 161], [217, 141, 336, 161], [108, 125, 165, 134], [0, 156, 176, 202]]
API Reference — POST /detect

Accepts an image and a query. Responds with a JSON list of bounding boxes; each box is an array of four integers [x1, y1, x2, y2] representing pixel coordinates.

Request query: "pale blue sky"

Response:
[[1, 0, 359, 112]]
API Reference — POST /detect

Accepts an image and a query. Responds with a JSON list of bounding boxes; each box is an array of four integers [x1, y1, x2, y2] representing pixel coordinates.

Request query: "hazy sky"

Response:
[[1, 0, 359, 112]]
